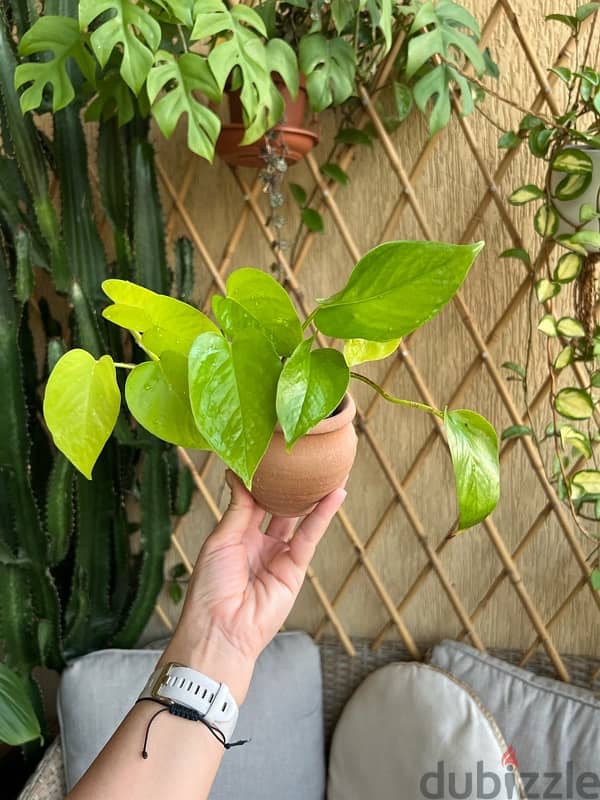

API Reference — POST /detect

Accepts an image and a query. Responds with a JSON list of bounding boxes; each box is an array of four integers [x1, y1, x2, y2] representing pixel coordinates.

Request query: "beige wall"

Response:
[[143, 0, 600, 662]]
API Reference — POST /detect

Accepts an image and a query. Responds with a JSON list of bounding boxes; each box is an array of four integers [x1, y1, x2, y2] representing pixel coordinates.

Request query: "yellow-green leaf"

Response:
[[444, 409, 500, 530], [508, 184, 545, 205], [343, 337, 401, 367], [554, 345, 574, 370], [556, 317, 586, 338], [102, 279, 217, 355], [43, 350, 121, 479], [538, 314, 557, 336], [554, 387, 594, 420], [560, 425, 592, 458], [554, 253, 583, 283], [571, 470, 600, 499], [534, 204, 559, 237], [125, 351, 210, 450], [535, 279, 560, 302]]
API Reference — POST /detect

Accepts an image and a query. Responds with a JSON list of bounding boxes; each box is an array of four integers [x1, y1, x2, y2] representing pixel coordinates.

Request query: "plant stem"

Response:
[[132, 330, 159, 362], [302, 308, 317, 330], [350, 372, 444, 419], [114, 362, 135, 370]]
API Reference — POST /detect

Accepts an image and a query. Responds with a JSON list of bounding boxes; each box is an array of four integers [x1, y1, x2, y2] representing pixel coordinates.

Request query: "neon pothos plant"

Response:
[[498, 7, 600, 586], [44, 240, 499, 531]]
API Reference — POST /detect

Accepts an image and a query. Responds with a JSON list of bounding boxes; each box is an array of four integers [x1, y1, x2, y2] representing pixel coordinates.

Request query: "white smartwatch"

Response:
[[138, 662, 240, 744]]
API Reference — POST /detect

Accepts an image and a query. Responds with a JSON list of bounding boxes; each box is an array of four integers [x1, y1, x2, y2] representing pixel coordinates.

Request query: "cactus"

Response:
[[0, 2, 193, 750]]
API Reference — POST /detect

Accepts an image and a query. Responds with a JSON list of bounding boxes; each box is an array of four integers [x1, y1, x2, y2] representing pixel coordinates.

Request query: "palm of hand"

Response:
[[182, 473, 345, 663]]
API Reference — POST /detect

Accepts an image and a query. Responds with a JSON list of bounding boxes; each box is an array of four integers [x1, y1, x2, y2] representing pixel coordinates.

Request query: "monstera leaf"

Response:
[[299, 34, 356, 112], [191, 0, 276, 142], [15, 17, 96, 112], [147, 51, 222, 160], [80, 0, 161, 94]]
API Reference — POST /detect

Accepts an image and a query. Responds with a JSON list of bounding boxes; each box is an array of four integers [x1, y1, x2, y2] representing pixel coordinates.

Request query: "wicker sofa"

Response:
[[17, 636, 600, 800]]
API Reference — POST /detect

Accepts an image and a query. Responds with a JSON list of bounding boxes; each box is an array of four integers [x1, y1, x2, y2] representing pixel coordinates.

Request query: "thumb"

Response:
[[213, 470, 263, 540]]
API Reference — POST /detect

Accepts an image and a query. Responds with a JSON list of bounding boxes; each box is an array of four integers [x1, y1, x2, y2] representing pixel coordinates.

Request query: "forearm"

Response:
[[67, 629, 254, 800]]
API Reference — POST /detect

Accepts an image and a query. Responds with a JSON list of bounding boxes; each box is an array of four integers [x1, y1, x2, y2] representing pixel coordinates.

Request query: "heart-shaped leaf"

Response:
[[102, 279, 217, 355], [276, 339, 349, 448], [343, 337, 401, 367], [555, 387, 594, 420], [43, 350, 121, 479], [125, 351, 209, 449], [554, 253, 583, 283], [188, 330, 281, 487], [315, 240, 483, 341], [0, 663, 41, 746], [444, 409, 500, 530], [214, 268, 303, 356]]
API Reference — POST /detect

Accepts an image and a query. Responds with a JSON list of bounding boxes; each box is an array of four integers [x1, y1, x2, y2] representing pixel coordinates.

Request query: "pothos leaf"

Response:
[[43, 350, 121, 480], [276, 339, 349, 449], [188, 329, 281, 488], [444, 408, 500, 530]]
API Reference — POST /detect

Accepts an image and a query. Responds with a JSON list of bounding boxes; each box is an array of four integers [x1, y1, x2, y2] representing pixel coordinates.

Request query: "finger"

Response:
[[266, 514, 299, 542], [289, 488, 346, 571], [215, 470, 264, 540]]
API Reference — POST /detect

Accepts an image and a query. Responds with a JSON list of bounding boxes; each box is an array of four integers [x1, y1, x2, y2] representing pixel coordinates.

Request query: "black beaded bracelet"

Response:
[[136, 697, 249, 759]]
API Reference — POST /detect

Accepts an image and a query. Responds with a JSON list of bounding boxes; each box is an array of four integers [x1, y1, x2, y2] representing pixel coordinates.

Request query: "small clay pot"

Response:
[[251, 394, 358, 517], [216, 79, 319, 167]]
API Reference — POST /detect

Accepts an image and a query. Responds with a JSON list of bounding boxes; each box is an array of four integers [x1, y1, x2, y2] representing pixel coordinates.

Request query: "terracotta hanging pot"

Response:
[[251, 394, 358, 517], [216, 79, 319, 168]]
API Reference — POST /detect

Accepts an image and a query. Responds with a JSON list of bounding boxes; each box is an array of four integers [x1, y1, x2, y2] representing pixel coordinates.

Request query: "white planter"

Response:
[[551, 145, 600, 251]]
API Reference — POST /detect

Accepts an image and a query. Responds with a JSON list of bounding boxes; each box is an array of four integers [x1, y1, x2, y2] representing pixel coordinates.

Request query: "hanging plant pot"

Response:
[[551, 145, 600, 250], [216, 80, 319, 168], [250, 394, 358, 517]]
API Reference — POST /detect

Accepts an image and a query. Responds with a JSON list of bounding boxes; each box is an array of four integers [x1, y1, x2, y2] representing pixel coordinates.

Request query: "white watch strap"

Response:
[[139, 663, 239, 743]]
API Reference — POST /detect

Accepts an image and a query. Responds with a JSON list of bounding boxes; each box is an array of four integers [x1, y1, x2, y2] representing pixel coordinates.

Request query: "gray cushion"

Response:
[[58, 631, 325, 799], [430, 640, 600, 800], [328, 661, 524, 800]]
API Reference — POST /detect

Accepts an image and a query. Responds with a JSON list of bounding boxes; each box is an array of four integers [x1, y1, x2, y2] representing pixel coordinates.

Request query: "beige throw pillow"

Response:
[[327, 662, 524, 800]]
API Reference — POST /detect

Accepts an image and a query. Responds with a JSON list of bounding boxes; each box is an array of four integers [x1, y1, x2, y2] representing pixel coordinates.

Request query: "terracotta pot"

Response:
[[216, 80, 319, 167], [251, 394, 358, 517]]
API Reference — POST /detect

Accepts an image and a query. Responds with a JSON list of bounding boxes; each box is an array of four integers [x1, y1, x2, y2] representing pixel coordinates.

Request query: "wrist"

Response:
[[158, 624, 255, 707]]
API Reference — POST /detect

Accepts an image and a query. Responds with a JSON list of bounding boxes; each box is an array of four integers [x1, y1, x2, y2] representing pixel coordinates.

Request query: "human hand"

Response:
[[161, 471, 347, 704]]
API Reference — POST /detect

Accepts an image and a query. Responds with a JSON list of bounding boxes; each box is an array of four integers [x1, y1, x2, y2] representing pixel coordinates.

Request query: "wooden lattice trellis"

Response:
[[142, 0, 600, 683]]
